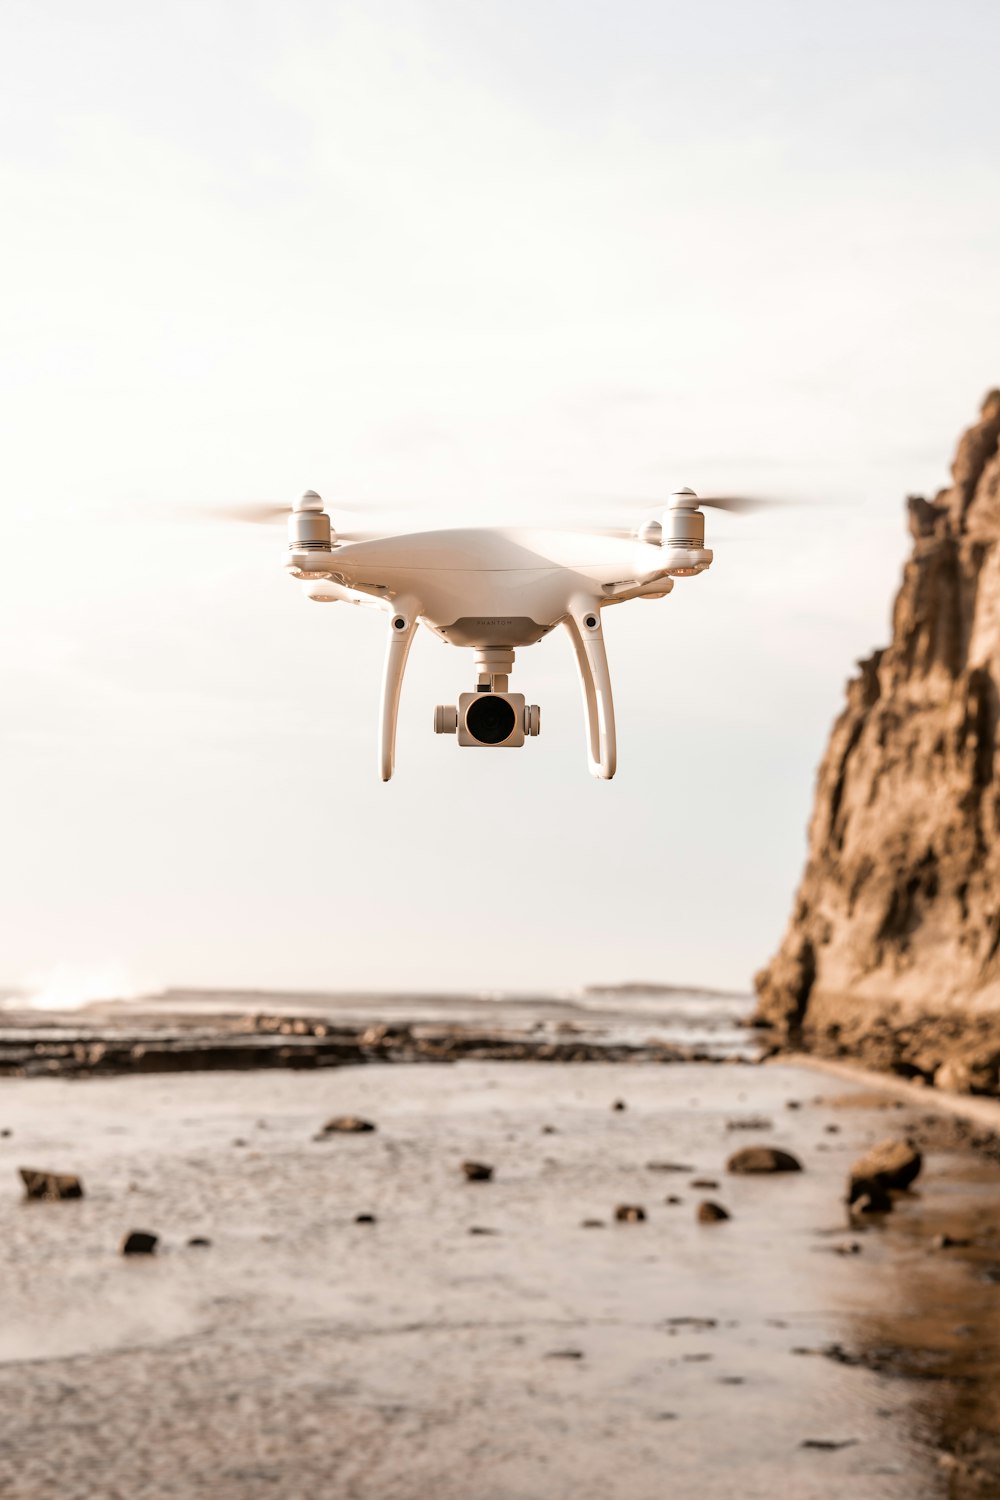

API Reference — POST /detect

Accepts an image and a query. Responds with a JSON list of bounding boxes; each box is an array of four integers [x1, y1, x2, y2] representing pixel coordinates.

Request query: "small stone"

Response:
[[664, 1195, 683, 1205], [0, 1128, 12, 1138], [462, 1160, 493, 1182], [824, 1124, 841, 1134], [848, 1177, 893, 1214], [849, 1138, 921, 1193], [786, 1100, 802, 1109], [232, 1138, 247, 1147], [697, 1201, 731, 1223], [646, 1161, 694, 1173], [727, 1146, 803, 1174], [545, 1348, 584, 1359], [541, 1125, 557, 1135], [19, 1168, 83, 1201], [354, 1212, 377, 1224], [581, 1218, 605, 1228], [932, 1233, 972, 1250], [690, 1178, 719, 1189], [319, 1116, 377, 1135], [120, 1230, 158, 1255], [725, 1117, 773, 1131], [468, 1225, 499, 1235], [187, 1236, 212, 1248], [615, 1204, 646, 1223], [800, 1439, 859, 1451], [611, 1099, 627, 1112]]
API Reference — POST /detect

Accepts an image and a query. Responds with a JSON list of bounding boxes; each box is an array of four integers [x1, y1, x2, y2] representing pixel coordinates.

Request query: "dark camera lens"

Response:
[[466, 694, 517, 745]]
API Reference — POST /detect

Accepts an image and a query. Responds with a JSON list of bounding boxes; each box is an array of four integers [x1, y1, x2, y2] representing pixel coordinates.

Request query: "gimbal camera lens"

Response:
[[465, 694, 517, 745]]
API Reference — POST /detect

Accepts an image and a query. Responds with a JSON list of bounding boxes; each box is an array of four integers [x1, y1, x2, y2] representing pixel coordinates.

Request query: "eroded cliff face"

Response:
[[755, 391, 1000, 1094]]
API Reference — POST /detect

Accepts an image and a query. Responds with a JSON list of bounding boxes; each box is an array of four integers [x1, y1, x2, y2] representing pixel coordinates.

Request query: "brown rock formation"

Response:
[[756, 391, 1000, 1093]]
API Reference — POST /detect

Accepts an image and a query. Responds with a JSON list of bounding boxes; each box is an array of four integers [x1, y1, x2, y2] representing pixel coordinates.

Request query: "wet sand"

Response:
[[3, 1060, 1000, 1498]]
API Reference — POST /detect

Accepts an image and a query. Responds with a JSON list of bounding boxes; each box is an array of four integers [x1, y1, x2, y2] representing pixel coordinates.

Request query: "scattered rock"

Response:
[[541, 1125, 557, 1134], [664, 1195, 683, 1205], [646, 1161, 694, 1173], [232, 1138, 247, 1147], [786, 1100, 802, 1110], [462, 1160, 493, 1182], [354, 1212, 377, 1224], [187, 1236, 212, 1248], [544, 1348, 583, 1359], [664, 1316, 717, 1329], [801, 1439, 859, 1452], [319, 1116, 377, 1135], [468, 1225, 499, 1235], [725, 1117, 773, 1131], [19, 1168, 83, 1201], [824, 1124, 841, 1134], [581, 1218, 605, 1228], [932, 1232, 972, 1250], [0, 1128, 12, 1137], [849, 1138, 922, 1193], [615, 1204, 646, 1223], [690, 1178, 719, 1189], [697, 1201, 731, 1223], [611, 1099, 627, 1112], [727, 1146, 802, 1174], [848, 1177, 894, 1214], [120, 1230, 158, 1255]]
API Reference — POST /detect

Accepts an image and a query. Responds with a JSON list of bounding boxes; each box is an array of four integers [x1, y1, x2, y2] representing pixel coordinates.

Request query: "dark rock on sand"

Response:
[[19, 1168, 83, 1201], [462, 1161, 493, 1182], [120, 1230, 158, 1255], [932, 1232, 972, 1249], [354, 1213, 377, 1224], [545, 1348, 584, 1359], [647, 1161, 694, 1173], [611, 1099, 627, 1111], [848, 1178, 894, 1214], [187, 1236, 212, 1248], [468, 1225, 499, 1235], [725, 1117, 773, 1131], [615, 1204, 646, 1223], [697, 1201, 731, 1223], [665, 1195, 683, 1205], [850, 1138, 922, 1192], [690, 1177, 719, 1189], [581, 1218, 605, 1228], [319, 1115, 377, 1135], [727, 1146, 803, 1174], [801, 1438, 859, 1451]]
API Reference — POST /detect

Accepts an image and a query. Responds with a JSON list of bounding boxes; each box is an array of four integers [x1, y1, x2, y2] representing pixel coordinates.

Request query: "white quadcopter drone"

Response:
[[258, 486, 759, 781]]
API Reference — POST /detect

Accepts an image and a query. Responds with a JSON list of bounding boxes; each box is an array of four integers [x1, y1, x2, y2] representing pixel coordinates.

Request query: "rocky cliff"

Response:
[[755, 390, 1000, 1094]]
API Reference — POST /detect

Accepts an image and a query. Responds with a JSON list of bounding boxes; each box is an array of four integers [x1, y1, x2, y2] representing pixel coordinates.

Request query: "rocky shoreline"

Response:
[[0, 1010, 749, 1079]]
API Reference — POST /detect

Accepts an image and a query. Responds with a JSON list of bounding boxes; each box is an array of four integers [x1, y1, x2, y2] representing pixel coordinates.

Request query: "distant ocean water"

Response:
[[1, 983, 756, 1059]]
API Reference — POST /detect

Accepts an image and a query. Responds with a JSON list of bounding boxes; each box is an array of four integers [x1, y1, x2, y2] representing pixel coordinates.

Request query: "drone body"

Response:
[[285, 491, 714, 781]]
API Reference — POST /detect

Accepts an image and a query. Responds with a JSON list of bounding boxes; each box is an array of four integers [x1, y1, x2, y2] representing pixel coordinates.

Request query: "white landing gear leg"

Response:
[[563, 603, 616, 780], [379, 600, 420, 782]]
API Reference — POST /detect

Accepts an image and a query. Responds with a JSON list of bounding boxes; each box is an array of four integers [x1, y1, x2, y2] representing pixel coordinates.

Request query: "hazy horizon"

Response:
[[3, 1, 1000, 1003]]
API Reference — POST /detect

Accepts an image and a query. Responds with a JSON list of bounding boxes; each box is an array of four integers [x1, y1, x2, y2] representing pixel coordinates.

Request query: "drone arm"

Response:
[[379, 598, 420, 782], [564, 603, 617, 780]]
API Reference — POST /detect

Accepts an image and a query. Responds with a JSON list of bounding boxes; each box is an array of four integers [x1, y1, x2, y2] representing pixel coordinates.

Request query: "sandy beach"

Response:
[[3, 1053, 1000, 1499]]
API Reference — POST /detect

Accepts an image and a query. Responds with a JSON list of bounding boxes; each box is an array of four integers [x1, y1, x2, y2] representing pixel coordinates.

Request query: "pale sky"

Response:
[[2, 0, 999, 1000]]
